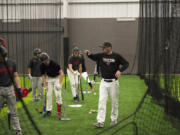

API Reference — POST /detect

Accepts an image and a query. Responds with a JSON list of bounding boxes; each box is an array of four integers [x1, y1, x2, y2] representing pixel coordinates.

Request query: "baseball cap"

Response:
[[99, 42, 112, 49]]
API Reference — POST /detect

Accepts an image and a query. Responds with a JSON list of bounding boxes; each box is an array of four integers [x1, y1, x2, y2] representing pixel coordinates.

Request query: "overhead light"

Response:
[[116, 17, 136, 22], [2, 19, 21, 23]]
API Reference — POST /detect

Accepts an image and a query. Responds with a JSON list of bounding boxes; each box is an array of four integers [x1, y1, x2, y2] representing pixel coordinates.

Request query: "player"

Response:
[[67, 47, 82, 102], [40, 53, 63, 117], [80, 52, 94, 91], [85, 42, 129, 128], [28, 48, 42, 101], [0, 39, 22, 135]]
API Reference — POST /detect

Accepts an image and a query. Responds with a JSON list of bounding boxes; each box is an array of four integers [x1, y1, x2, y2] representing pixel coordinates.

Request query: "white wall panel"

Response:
[[0, 5, 63, 19], [69, 2, 139, 18], [0, 0, 140, 19]]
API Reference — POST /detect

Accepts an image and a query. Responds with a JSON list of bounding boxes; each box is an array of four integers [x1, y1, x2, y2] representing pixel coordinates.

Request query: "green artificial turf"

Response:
[[2, 75, 179, 135], [19, 75, 147, 135]]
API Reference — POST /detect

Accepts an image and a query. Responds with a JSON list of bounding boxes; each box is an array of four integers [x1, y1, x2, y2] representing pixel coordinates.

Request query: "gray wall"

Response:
[[0, 18, 139, 74], [67, 18, 139, 74]]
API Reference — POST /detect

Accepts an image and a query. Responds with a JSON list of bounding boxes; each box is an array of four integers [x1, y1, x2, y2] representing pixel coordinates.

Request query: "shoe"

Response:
[[46, 111, 51, 116], [76, 95, 79, 102], [110, 121, 117, 126], [73, 97, 77, 102], [15, 130, 22, 135], [93, 122, 104, 128]]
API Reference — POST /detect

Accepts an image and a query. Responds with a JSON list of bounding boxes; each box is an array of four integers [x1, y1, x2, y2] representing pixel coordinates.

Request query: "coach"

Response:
[[85, 42, 129, 128]]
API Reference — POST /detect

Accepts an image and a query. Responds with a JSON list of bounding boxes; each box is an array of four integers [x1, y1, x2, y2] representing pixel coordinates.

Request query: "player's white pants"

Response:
[[67, 69, 79, 97], [32, 77, 43, 100], [97, 79, 119, 123], [82, 72, 91, 83], [46, 76, 62, 111]]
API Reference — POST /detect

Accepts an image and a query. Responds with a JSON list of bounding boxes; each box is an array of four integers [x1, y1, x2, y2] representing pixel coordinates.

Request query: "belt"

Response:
[[102, 78, 117, 82]]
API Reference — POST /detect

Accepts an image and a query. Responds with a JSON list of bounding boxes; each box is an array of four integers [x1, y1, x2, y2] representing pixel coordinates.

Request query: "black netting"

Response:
[[138, 0, 180, 117], [96, 1, 180, 135], [0, 1, 62, 135]]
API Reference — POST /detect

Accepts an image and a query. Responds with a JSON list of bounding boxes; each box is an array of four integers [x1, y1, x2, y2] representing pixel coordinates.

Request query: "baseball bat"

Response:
[[80, 77, 84, 101], [42, 87, 47, 117]]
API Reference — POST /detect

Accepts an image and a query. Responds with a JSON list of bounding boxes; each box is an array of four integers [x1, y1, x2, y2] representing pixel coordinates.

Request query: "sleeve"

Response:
[[13, 62, 17, 73], [79, 55, 83, 64], [117, 54, 129, 72], [87, 53, 102, 62], [68, 56, 73, 64], [28, 59, 33, 68], [55, 63, 61, 71], [40, 64, 46, 75]]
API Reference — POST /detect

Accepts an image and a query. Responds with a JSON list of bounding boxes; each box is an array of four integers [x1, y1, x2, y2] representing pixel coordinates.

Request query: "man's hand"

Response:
[[43, 82, 46, 88], [115, 70, 121, 78], [84, 50, 91, 55], [28, 74, 32, 80], [74, 71, 80, 76]]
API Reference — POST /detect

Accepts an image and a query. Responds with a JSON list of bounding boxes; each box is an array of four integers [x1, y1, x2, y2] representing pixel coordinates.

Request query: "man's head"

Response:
[[0, 46, 7, 62], [73, 47, 79, 57], [33, 48, 41, 58], [39, 52, 50, 65], [99, 42, 112, 55]]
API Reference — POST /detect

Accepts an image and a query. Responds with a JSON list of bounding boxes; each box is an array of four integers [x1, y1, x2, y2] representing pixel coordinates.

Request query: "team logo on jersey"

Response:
[[73, 61, 80, 65], [103, 58, 115, 66]]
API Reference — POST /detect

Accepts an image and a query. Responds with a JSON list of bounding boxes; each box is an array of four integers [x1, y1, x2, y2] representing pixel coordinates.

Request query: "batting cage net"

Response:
[[0, 1, 62, 135], [97, 0, 180, 135]]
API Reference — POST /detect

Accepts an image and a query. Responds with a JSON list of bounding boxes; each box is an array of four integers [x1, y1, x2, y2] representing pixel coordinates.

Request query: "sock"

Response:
[[57, 104, 62, 117]]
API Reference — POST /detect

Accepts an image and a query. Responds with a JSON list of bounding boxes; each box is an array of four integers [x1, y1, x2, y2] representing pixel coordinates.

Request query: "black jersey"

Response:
[[28, 58, 42, 77], [68, 55, 82, 71], [88, 52, 129, 79], [40, 60, 61, 77], [0, 59, 16, 86]]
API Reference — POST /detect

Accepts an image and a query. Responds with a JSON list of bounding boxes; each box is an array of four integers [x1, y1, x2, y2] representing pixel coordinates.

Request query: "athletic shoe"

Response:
[[46, 111, 51, 116], [90, 88, 94, 91], [15, 130, 22, 135], [73, 97, 78, 102], [76, 95, 79, 102], [93, 122, 104, 128], [110, 121, 117, 126]]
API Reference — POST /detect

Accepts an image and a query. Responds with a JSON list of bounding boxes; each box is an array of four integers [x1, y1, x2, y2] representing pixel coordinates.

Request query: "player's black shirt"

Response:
[[0, 59, 16, 86], [40, 60, 61, 77], [88, 52, 129, 79], [80, 55, 86, 72], [28, 58, 42, 77], [68, 55, 82, 71]]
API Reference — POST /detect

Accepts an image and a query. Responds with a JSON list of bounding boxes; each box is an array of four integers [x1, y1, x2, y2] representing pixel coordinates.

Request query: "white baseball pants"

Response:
[[46, 76, 62, 111], [67, 69, 79, 98], [32, 77, 43, 100], [97, 79, 119, 123], [81, 72, 91, 83]]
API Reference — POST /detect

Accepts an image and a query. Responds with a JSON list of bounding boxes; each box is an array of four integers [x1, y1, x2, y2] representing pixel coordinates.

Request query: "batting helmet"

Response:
[[39, 52, 50, 63], [0, 46, 8, 57], [0, 38, 7, 48], [33, 48, 41, 56]]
